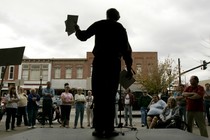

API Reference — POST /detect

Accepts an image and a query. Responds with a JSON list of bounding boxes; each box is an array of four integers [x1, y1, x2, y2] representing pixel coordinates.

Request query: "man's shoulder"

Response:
[[198, 85, 204, 89]]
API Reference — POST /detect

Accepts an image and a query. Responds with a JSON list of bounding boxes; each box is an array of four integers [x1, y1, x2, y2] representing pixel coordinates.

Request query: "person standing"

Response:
[[175, 84, 187, 122], [60, 83, 74, 128], [114, 91, 120, 126], [204, 83, 210, 126], [16, 87, 28, 127], [5, 86, 20, 131], [41, 81, 55, 128], [27, 88, 40, 128], [182, 75, 208, 138], [74, 88, 86, 129], [123, 88, 135, 127], [75, 8, 133, 138], [85, 90, 94, 127], [138, 90, 152, 127]]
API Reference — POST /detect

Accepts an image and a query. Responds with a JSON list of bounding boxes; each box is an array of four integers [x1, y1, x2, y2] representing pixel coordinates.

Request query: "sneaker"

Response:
[[49, 125, 53, 128], [41, 125, 45, 128], [32, 125, 36, 128], [141, 124, 145, 127], [65, 125, 69, 128], [81, 126, 84, 129], [6, 129, 11, 132], [28, 126, 32, 129]]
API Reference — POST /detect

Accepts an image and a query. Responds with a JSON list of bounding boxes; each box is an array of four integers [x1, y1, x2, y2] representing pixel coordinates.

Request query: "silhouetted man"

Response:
[[75, 8, 133, 138]]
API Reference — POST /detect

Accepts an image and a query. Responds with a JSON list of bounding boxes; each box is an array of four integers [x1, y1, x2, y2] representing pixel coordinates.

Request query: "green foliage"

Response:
[[136, 57, 178, 95]]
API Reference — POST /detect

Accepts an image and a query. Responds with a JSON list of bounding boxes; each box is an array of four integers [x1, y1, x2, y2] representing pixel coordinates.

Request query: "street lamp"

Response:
[[38, 76, 42, 96], [40, 76, 42, 87]]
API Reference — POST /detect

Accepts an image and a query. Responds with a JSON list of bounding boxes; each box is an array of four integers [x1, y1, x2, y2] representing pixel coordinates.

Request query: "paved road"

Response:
[[0, 109, 210, 139]]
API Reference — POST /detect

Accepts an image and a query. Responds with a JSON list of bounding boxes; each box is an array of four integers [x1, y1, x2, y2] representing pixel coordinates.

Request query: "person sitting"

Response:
[[153, 97, 180, 129], [147, 94, 166, 129]]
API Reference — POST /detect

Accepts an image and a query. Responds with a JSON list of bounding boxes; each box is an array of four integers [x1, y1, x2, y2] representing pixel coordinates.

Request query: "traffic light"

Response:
[[203, 60, 207, 70]]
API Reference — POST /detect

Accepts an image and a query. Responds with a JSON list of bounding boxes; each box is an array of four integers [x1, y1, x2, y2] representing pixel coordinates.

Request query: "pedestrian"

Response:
[[60, 83, 74, 128], [73, 87, 86, 129], [27, 88, 40, 128], [5, 86, 20, 131], [175, 84, 187, 122], [182, 75, 208, 138], [204, 83, 210, 126], [75, 8, 133, 138], [41, 81, 55, 128], [123, 88, 135, 127], [85, 90, 94, 127], [16, 87, 28, 127], [114, 91, 120, 126], [138, 90, 152, 127]]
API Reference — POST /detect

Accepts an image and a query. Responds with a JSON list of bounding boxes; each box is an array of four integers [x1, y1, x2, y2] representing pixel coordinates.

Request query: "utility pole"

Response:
[[178, 58, 181, 86]]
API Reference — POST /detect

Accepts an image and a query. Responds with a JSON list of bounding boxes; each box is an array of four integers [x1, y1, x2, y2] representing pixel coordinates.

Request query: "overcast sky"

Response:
[[0, 0, 210, 83]]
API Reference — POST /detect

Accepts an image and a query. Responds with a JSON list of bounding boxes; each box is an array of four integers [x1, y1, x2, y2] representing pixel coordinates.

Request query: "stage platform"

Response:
[[0, 128, 208, 140]]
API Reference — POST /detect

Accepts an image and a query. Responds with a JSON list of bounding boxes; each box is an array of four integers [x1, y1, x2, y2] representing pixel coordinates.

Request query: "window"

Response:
[[22, 64, 29, 80], [30, 64, 41, 80], [22, 70, 29, 80], [136, 64, 142, 74], [8, 66, 14, 80], [76, 67, 83, 78], [21, 64, 49, 81], [55, 68, 61, 79], [41, 64, 48, 80], [42, 70, 48, 81], [65, 68, 72, 78], [0, 66, 5, 79]]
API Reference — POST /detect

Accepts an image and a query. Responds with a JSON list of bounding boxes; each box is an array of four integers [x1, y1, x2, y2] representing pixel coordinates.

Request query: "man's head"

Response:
[[46, 81, 51, 88], [106, 8, 120, 21], [190, 75, 199, 86]]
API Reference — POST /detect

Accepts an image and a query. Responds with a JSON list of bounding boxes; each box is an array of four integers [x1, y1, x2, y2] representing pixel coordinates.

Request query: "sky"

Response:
[[0, 0, 210, 83]]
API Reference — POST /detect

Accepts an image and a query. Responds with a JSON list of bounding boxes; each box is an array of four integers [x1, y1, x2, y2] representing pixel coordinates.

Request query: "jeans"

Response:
[[124, 105, 132, 126], [17, 106, 28, 126], [204, 101, 210, 124], [5, 108, 17, 130], [115, 104, 119, 125], [42, 99, 53, 125], [140, 107, 148, 125], [179, 105, 186, 122], [74, 103, 85, 127], [27, 108, 38, 126]]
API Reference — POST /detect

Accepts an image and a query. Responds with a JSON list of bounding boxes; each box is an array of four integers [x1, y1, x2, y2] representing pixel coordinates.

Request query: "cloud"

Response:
[[0, 0, 210, 81]]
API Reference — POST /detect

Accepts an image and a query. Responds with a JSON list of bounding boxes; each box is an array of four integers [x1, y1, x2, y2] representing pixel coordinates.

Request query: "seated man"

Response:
[[152, 97, 180, 129]]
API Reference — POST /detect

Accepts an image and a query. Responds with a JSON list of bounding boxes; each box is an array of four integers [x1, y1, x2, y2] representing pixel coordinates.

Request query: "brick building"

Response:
[[0, 52, 158, 94]]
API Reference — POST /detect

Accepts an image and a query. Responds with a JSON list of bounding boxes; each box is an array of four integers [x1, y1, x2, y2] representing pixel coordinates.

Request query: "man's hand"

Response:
[[74, 24, 80, 31], [126, 70, 133, 80]]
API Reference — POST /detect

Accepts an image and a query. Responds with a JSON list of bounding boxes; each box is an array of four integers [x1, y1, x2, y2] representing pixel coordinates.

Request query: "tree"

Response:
[[135, 57, 178, 95]]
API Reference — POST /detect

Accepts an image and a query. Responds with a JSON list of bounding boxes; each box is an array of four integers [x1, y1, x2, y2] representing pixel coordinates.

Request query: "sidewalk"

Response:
[[0, 108, 210, 139]]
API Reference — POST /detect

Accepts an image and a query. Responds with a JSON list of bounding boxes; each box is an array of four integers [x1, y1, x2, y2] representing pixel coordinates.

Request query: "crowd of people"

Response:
[[0, 82, 95, 131], [0, 75, 210, 138]]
